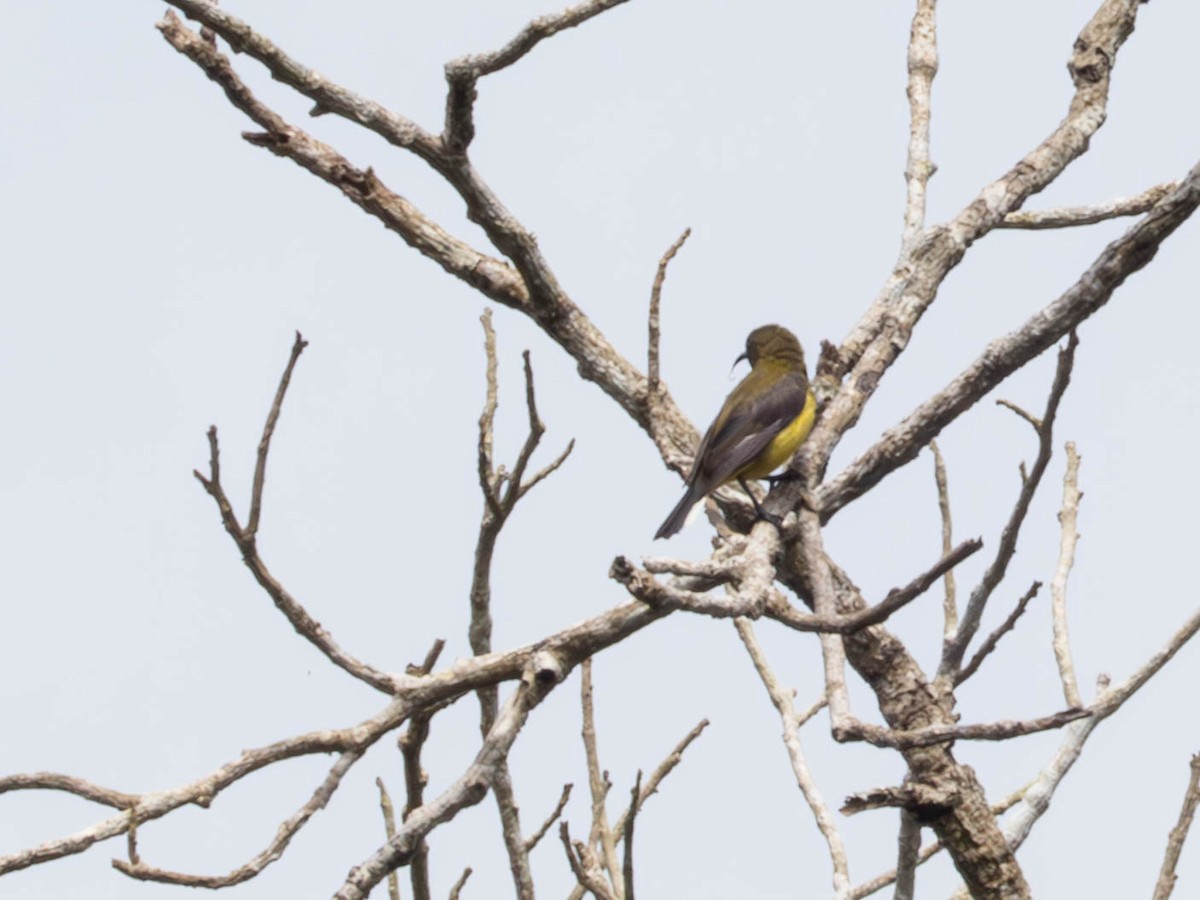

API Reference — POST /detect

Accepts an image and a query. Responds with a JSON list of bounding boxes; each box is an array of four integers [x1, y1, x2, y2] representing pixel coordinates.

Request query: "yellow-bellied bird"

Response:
[[655, 324, 816, 539]]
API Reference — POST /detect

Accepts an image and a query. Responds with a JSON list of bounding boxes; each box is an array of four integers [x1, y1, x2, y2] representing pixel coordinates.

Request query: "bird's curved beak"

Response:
[[730, 350, 749, 378]]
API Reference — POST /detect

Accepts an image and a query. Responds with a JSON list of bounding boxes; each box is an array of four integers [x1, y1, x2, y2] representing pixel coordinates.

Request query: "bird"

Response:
[[654, 324, 816, 539]]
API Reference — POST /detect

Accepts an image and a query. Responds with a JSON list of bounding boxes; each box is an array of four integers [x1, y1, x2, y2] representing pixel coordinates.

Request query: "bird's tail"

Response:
[[655, 484, 702, 540]]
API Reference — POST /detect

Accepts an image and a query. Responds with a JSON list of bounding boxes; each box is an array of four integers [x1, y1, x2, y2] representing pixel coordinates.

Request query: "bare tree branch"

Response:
[[399, 642, 446, 900], [336, 664, 562, 900], [560, 822, 619, 900], [580, 659, 622, 892], [158, 3, 698, 458], [848, 789, 1027, 899], [818, 157, 1200, 519], [995, 398, 1043, 433], [936, 332, 1079, 685], [375, 779, 401, 900], [1, 588, 676, 877], [796, 509, 855, 736], [1002, 590, 1200, 853], [1000, 181, 1178, 229], [191, 337, 398, 694], [736, 618, 850, 898], [246, 330, 306, 538], [165, 1, 440, 156], [612, 719, 707, 839], [113, 751, 364, 887], [478, 310, 502, 520], [901, 0, 938, 249], [797, 695, 829, 728], [929, 440, 957, 643], [892, 810, 920, 900], [524, 783, 573, 853], [0, 774, 137, 810], [470, 312, 575, 898], [0, 713, 395, 878], [565, 718, 709, 900], [1051, 442, 1084, 708], [443, 0, 633, 154], [157, 12, 528, 312], [799, 0, 1148, 493], [843, 708, 1091, 752], [647, 228, 692, 396], [60, 3, 1189, 899], [842, 783, 957, 818], [616, 537, 980, 635], [621, 771, 642, 900], [955, 582, 1042, 686], [1152, 755, 1200, 900], [448, 867, 473, 900]]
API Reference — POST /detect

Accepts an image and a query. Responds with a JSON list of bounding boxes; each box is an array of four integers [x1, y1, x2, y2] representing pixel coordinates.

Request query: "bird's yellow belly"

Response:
[[737, 388, 817, 480]]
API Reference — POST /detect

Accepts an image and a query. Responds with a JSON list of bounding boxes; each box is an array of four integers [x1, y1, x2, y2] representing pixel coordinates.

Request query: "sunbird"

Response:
[[655, 324, 816, 539]]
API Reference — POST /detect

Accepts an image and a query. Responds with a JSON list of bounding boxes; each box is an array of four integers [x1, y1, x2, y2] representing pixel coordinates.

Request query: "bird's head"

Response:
[[736, 324, 805, 369]]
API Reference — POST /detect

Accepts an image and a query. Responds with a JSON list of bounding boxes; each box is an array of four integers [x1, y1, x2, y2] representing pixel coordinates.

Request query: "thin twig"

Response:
[[796, 509, 854, 735], [901, 0, 939, 249], [647, 227, 692, 394], [852, 707, 1090, 751], [937, 331, 1079, 686], [472, 314, 569, 899], [566, 719, 709, 900], [622, 772, 642, 900], [1000, 181, 1178, 229], [113, 750, 364, 886], [929, 440, 957, 640], [1152, 755, 1200, 900], [400, 645, 444, 900], [477, 310, 501, 519], [1051, 442, 1084, 708], [855, 537, 980, 633], [955, 582, 1042, 686], [448, 867, 473, 900], [489, 769, 531, 898], [376, 779, 401, 900], [191, 338, 396, 694], [560, 823, 619, 900], [165, 0, 439, 153], [797, 695, 829, 728], [0, 774, 137, 810], [736, 618, 850, 898], [893, 811, 920, 900], [410, 639, 447, 678], [246, 331, 307, 538], [612, 720, 707, 839], [443, 0, 633, 153], [1001, 596, 1200, 857], [996, 398, 1042, 431], [580, 659, 621, 891], [524, 784, 573, 853], [336, 666, 561, 900], [509, 350, 547, 495]]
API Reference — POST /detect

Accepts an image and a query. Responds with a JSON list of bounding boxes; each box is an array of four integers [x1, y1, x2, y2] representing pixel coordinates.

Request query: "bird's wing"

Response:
[[690, 369, 809, 491]]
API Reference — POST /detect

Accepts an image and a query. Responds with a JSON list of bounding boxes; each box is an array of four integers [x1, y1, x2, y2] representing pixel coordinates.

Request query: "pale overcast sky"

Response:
[[2, 2, 1199, 897]]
